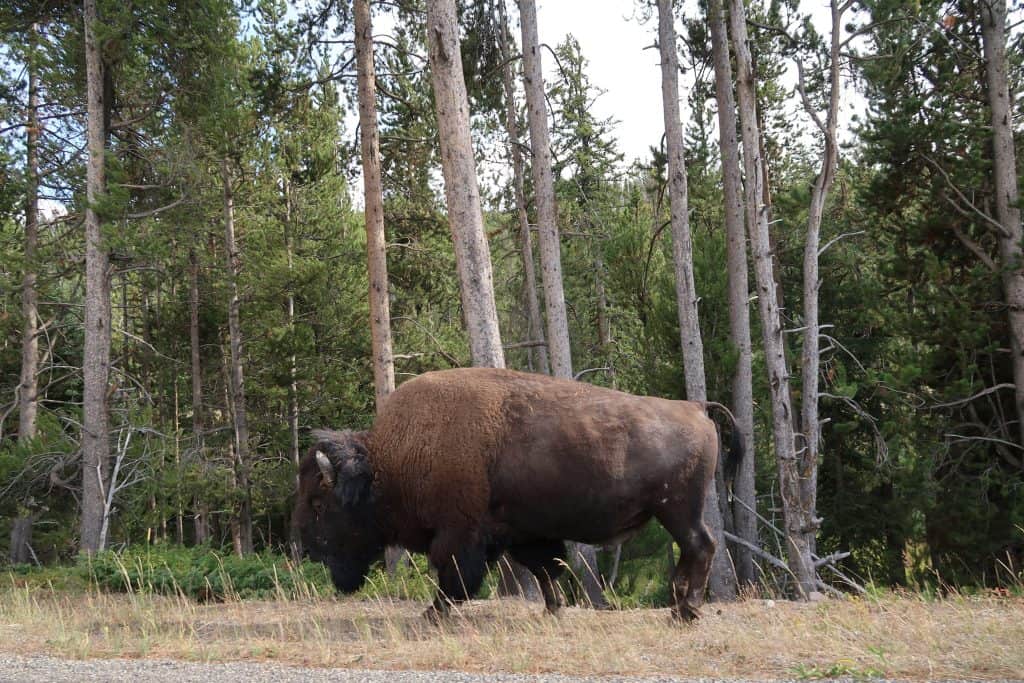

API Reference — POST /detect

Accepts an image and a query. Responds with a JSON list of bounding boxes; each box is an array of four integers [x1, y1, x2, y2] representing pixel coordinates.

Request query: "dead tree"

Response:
[[80, 0, 113, 554], [426, 0, 505, 368], [708, 0, 758, 587], [656, 0, 736, 600], [727, 0, 817, 597], [221, 159, 253, 556], [980, 0, 1024, 447]]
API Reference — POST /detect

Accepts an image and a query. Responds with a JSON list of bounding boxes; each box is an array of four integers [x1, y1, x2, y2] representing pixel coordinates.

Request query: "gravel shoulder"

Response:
[[1, 654, 1017, 682], [0, 654, 735, 683]]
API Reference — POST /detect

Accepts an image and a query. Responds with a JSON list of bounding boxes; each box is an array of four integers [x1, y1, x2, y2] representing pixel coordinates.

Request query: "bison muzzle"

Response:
[[293, 367, 742, 622]]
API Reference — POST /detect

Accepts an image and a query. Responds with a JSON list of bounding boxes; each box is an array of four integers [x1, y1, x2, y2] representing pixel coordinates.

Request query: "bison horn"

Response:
[[315, 450, 335, 487]]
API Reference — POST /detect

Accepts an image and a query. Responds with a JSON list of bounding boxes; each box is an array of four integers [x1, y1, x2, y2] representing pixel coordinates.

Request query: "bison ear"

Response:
[[335, 451, 374, 509]]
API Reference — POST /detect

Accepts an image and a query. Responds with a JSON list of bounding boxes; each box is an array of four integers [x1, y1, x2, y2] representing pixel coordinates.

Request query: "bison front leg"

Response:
[[508, 540, 567, 615], [424, 531, 487, 622], [656, 504, 715, 622]]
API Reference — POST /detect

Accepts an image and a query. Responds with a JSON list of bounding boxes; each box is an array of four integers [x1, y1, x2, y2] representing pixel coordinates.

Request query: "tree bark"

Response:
[[657, 0, 736, 601], [188, 247, 209, 545], [497, 0, 548, 376], [727, 0, 816, 597], [980, 0, 1024, 447], [221, 159, 253, 556], [798, 0, 844, 570], [354, 1, 404, 571], [518, 0, 605, 608], [708, 0, 758, 588], [355, 0, 397, 410], [19, 28, 40, 444], [426, 0, 505, 368], [283, 178, 304, 561], [518, 0, 572, 378], [9, 514, 35, 565], [80, 0, 112, 555], [12, 28, 42, 583]]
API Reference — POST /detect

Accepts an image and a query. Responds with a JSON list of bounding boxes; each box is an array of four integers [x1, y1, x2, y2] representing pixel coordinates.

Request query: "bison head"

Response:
[[294, 430, 384, 593]]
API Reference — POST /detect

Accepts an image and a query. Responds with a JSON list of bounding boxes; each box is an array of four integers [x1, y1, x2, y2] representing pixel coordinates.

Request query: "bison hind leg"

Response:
[[507, 540, 567, 614], [655, 503, 715, 623], [427, 532, 488, 618]]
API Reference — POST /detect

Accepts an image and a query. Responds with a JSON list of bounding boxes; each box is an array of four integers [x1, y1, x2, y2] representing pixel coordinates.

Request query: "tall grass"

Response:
[[2, 555, 1022, 679]]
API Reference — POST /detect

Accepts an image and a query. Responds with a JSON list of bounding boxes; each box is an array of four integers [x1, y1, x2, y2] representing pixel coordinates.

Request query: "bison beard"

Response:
[[293, 368, 741, 622]]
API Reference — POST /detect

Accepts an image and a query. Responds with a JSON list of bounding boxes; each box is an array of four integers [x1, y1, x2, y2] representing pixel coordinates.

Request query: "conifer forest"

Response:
[[1, 0, 1023, 608]]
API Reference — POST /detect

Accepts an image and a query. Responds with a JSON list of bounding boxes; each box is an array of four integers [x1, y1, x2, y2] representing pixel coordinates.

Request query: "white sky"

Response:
[[533, 0, 665, 166], [355, 0, 851, 206]]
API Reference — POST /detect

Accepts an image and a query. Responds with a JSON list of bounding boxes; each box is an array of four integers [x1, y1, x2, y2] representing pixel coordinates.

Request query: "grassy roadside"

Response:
[[1, 573, 1021, 680]]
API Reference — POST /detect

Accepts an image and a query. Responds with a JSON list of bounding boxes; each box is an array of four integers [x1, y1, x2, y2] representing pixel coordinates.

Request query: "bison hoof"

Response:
[[671, 604, 701, 623], [423, 604, 449, 625]]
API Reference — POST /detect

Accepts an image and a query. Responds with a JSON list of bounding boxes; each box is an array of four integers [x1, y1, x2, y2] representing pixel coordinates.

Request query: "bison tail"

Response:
[[703, 401, 745, 495]]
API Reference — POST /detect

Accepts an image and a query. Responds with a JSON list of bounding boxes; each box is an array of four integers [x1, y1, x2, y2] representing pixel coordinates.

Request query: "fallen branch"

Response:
[[724, 531, 790, 572], [815, 551, 851, 568], [503, 340, 547, 350]]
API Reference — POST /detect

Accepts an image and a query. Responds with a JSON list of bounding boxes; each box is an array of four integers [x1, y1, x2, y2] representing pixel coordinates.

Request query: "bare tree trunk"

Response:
[[518, 0, 572, 378], [9, 514, 35, 565], [708, 0, 757, 588], [355, 0, 397, 410], [282, 178, 304, 561], [518, 0, 605, 608], [980, 0, 1024, 447], [727, 0, 816, 597], [798, 0, 844, 573], [19, 29, 40, 444], [657, 0, 736, 601], [12, 28, 42, 564], [497, 0, 548, 376], [355, 2, 404, 573], [221, 159, 253, 556], [426, 0, 505, 369], [595, 251, 610, 349], [80, 0, 112, 555], [188, 248, 209, 545]]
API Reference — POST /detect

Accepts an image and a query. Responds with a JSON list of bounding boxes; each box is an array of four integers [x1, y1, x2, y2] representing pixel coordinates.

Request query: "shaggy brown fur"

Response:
[[294, 367, 736, 622]]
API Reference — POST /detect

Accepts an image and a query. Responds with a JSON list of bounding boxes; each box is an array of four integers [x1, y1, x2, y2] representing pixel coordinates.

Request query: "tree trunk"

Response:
[[80, 0, 112, 555], [595, 251, 610, 349], [9, 514, 35, 565], [19, 28, 40, 444], [708, 0, 758, 588], [221, 159, 253, 556], [727, 0, 816, 597], [282, 178, 304, 561], [497, 0, 548, 376], [798, 0, 844, 574], [980, 0, 1024, 447], [188, 247, 209, 545], [355, 1, 405, 573], [657, 0, 736, 601], [426, 0, 505, 369], [518, 0, 572, 378], [355, 0, 397, 410], [13, 29, 42, 573], [518, 0, 605, 608]]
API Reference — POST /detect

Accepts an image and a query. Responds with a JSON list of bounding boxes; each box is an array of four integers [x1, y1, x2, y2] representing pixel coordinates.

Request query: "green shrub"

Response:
[[78, 545, 332, 601], [76, 544, 446, 602]]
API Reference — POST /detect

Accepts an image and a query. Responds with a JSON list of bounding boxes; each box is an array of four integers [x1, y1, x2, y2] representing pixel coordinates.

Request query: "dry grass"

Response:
[[1, 579, 1022, 680]]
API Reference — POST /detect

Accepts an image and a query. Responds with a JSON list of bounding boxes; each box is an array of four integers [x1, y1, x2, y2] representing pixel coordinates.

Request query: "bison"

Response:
[[293, 367, 741, 621]]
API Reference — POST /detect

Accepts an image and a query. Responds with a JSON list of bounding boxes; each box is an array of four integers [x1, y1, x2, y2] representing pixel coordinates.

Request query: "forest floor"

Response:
[[1, 580, 1021, 681]]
